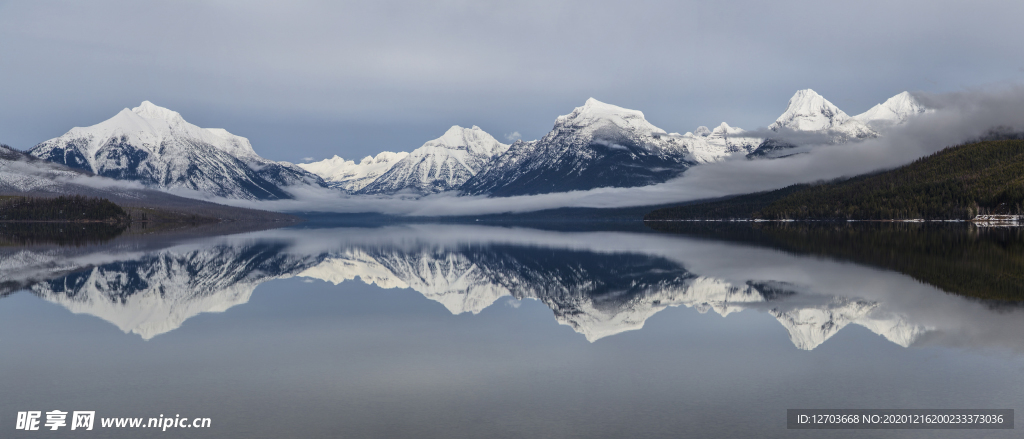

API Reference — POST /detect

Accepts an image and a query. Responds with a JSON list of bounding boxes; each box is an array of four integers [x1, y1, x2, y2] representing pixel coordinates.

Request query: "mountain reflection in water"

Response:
[[3, 224, 1023, 351]]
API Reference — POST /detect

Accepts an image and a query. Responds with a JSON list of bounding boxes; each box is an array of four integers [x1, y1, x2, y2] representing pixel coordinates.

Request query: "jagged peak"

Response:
[[854, 91, 930, 127], [694, 126, 712, 137], [415, 125, 505, 155], [361, 150, 409, 164], [131, 101, 184, 123], [709, 122, 730, 137], [579, 97, 643, 116], [783, 89, 843, 115], [443, 125, 467, 135], [891, 90, 914, 100], [790, 88, 823, 101], [553, 97, 657, 137], [770, 89, 854, 132], [439, 125, 489, 137]]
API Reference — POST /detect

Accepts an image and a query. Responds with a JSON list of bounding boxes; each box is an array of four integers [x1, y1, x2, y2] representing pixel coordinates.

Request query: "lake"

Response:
[[1, 221, 1022, 438]]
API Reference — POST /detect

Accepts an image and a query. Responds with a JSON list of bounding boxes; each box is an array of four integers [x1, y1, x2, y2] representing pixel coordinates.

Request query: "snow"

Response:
[[297, 251, 928, 346], [299, 151, 410, 192], [854, 91, 931, 130], [51, 101, 257, 166], [26, 243, 323, 339], [28, 101, 321, 200], [673, 122, 761, 163], [554, 97, 666, 139], [6, 227, 930, 347], [769, 89, 877, 140], [357, 125, 509, 195], [298, 249, 511, 315]]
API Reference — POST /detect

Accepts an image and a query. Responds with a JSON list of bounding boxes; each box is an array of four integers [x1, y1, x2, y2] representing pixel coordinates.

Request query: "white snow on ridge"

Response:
[[854, 91, 932, 130], [296, 250, 929, 346], [300, 125, 509, 195], [678, 122, 762, 163], [553, 98, 674, 149], [27, 101, 325, 199], [769, 89, 876, 140], [55, 101, 257, 168], [357, 125, 510, 195], [298, 249, 511, 315], [299, 151, 410, 192]]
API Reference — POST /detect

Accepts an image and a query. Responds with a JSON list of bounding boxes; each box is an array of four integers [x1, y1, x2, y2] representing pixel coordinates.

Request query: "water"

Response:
[[1, 222, 1022, 438]]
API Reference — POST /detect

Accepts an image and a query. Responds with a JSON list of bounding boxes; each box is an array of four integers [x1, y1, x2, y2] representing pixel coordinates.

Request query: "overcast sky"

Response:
[[2, 0, 1023, 163]]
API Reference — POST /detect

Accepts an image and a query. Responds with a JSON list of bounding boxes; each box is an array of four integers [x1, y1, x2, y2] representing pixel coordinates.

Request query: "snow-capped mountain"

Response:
[[459, 98, 695, 197], [358, 126, 509, 195], [298, 151, 409, 192], [768, 89, 877, 141], [28, 101, 326, 200], [678, 122, 762, 163], [854, 91, 931, 130]]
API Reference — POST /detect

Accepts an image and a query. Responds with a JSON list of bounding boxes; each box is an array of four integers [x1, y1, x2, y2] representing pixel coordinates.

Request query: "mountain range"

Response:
[[16, 89, 929, 202], [304, 89, 929, 197]]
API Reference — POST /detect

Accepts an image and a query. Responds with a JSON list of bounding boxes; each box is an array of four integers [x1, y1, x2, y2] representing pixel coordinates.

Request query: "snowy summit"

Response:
[[29, 101, 325, 200], [769, 89, 877, 140]]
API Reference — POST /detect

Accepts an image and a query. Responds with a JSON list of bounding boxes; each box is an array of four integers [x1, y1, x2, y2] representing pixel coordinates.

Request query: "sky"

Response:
[[2, 0, 1024, 164]]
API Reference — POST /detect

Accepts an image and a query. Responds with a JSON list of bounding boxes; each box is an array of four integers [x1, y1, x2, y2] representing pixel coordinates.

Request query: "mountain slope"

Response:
[[647, 138, 1024, 221], [459, 98, 694, 197], [358, 126, 509, 195], [2, 144, 298, 222], [28, 101, 326, 200]]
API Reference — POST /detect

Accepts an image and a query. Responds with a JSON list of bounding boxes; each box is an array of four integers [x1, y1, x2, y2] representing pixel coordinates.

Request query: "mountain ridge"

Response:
[[28, 101, 326, 200]]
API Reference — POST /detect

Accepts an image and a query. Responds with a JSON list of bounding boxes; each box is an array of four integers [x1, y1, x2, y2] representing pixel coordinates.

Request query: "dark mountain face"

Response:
[[459, 99, 695, 197], [29, 138, 93, 171], [461, 137, 689, 197]]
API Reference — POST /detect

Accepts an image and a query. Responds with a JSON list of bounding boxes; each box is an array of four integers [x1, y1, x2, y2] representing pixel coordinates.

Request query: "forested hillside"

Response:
[[0, 195, 129, 222], [646, 139, 1024, 221]]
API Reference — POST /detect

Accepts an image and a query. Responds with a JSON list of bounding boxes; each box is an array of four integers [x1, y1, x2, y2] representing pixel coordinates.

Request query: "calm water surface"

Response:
[[1, 222, 1022, 438]]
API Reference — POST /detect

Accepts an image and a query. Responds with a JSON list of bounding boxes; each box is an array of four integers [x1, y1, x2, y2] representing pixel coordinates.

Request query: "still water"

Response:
[[1, 222, 1022, 438]]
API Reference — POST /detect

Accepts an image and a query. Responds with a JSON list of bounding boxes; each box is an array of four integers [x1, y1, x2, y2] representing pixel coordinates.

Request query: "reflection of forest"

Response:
[[0, 222, 127, 246], [645, 222, 1024, 301]]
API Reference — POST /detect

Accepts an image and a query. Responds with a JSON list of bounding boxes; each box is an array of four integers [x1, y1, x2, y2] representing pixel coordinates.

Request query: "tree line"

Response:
[[0, 195, 130, 222], [646, 139, 1024, 221]]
